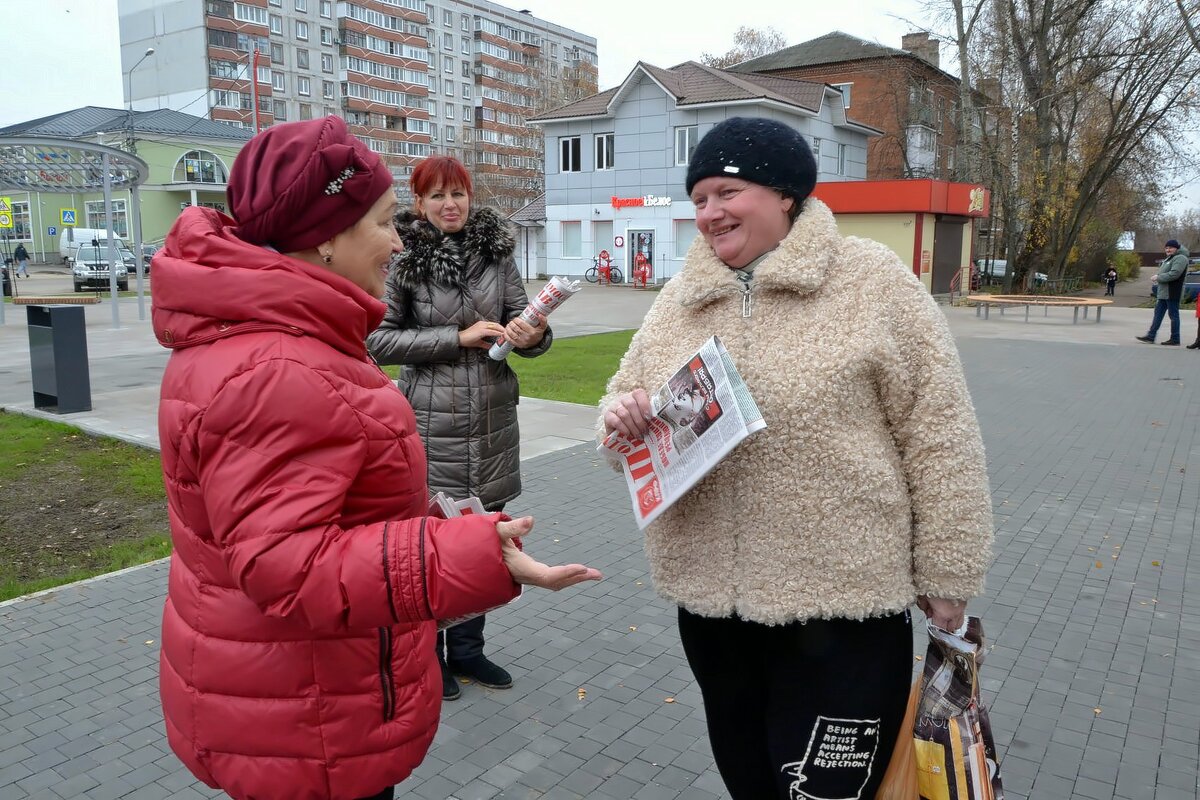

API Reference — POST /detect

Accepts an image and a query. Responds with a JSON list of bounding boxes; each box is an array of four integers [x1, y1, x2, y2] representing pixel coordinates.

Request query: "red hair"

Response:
[[410, 156, 472, 199]]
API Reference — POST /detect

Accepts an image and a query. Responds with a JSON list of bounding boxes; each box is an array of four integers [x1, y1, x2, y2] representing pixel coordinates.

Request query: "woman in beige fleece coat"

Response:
[[601, 117, 993, 800]]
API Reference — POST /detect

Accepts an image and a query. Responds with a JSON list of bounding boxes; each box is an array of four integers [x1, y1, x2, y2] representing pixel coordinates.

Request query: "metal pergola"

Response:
[[0, 137, 150, 328]]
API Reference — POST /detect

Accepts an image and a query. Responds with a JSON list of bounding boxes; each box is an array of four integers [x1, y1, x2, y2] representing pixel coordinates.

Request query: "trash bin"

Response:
[[27, 304, 92, 413]]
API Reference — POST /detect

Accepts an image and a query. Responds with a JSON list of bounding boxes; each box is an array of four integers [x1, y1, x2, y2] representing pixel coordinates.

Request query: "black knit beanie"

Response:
[[685, 117, 817, 206], [1166, 239, 1181, 248]]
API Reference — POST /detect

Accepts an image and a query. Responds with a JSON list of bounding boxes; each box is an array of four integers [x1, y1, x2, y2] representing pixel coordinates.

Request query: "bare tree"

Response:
[[996, 0, 1200, 285], [700, 27, 788, 69], [1176, 0, 1200, 51]]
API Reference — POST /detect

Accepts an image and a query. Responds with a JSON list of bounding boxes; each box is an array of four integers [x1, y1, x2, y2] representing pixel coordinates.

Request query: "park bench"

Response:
[[967, 294, 1112, 324]]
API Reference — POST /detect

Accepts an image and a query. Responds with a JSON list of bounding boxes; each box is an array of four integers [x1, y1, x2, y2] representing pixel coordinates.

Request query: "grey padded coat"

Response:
[[367, 207, 552, 508]]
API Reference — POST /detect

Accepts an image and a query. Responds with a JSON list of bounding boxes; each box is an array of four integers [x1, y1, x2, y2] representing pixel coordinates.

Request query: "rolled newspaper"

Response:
[[488, 276, 581, 361]]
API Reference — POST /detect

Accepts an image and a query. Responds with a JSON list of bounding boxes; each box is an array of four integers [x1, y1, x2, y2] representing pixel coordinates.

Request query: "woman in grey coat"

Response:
[[367, 156, 551, 701]]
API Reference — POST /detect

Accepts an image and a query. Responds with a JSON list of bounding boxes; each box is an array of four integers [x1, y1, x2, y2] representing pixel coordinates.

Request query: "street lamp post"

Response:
[[125, 47, 155, 155]]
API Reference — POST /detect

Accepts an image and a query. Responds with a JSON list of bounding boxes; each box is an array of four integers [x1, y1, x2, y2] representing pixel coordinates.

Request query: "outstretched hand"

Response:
[[496, 516, 603, 590]]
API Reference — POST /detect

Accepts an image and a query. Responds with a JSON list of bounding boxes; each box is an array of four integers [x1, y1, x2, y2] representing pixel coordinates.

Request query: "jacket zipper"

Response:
[[163, 321, 303, 348], [378, 627, 396, 721]]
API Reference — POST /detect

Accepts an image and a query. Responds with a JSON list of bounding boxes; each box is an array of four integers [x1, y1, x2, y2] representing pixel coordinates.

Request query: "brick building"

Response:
[[734, 31, 987, 183]]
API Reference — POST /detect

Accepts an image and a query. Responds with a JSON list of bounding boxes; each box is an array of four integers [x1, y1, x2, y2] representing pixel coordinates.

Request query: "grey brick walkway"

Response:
[[3, 330, 1200, 799]]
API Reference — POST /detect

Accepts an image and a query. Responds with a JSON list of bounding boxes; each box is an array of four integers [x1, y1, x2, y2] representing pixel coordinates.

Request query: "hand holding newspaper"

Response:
[[488, 276, 581, 360], [599, 336, 766, 528]]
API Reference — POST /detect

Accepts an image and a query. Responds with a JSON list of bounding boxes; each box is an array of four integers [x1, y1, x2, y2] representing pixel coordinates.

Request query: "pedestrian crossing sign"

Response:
[[0, 197, 11, 230], [61, 208, 77, 226], [0, 197, 10, 213]]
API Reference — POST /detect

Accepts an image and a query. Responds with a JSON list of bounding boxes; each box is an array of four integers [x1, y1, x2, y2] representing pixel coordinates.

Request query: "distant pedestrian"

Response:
[[13, 243, 30, 277], [1103, 266, 1118, 296], [1137, 239, 1189, 345]]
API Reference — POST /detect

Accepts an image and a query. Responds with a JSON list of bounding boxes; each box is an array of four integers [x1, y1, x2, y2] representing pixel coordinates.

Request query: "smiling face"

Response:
[[325, 190, 403, 298], [416, 182, 471, 234], [690, 177, 794, 269]]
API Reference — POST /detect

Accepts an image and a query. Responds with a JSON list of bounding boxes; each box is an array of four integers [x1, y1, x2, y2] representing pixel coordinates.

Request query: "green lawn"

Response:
[[0, 412, 171, 601], [379, 329, 635, 406]]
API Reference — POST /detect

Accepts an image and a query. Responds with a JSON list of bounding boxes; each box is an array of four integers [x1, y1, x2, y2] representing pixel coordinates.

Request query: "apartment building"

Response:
[[118, 0, 596, 212]]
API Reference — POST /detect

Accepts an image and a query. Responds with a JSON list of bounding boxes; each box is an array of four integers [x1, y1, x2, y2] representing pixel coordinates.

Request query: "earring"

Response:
[[321, 252, 332, 264]]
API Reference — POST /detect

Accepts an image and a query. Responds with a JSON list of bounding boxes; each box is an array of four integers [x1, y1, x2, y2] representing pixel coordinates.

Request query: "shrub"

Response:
[[1110, 251, 1142, 281]]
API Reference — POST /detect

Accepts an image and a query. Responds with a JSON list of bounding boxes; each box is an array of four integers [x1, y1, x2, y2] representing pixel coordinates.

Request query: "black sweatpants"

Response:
[[678, 608, 913, 800]]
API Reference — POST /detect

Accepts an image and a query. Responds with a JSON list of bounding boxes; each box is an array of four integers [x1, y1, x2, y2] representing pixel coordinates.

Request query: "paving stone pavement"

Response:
[[2, 326, 1199, 799]]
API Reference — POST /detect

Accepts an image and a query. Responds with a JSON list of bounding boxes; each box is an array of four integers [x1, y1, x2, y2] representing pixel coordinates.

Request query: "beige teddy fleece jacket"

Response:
[[600, 199, 993, 625]]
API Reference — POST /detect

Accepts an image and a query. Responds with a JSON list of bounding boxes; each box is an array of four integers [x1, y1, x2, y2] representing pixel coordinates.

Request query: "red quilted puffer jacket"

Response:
[[153, 207, 519, 800]]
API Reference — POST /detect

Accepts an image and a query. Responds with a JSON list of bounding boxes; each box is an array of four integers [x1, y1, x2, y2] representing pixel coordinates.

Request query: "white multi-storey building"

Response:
[[118, 0, 597, 211]]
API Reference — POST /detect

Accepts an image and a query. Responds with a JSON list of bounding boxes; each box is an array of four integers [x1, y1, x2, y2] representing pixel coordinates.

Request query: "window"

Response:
[[320, 26, 332, 45], [270, 42, 284, 63], [295, 20, 309, 40], [269, 14, 282, 34], [295, 0, 307, 10], [562, 221, 582, 258], [321, 52, 333, 72], [833, 82, 852, 109], [444, 80, 453, 97], [273, 99, 288, 120], [299, 102, 313, 120], [444, 103, 454, 119], [446, 126, 455, 143], [461, 13, 469, 30], [812, 137, 822, 164], [595, 133, 615, 171], [234, 3, 268, 24], [210, 89, 241, 109], [461, 83, 470, 100], [271, 70, 285, 90], [462, 105, 471, 121], [173, 150, 230, 184], [462, 61, 470, 78], [837, 143, 848, 176], [674, 219, 697, 257], [430, 123, 438, 141], [322, 80, 334, 99], [297, 76, 311, 95], [675, 125, 697, 166], [320, 0, 331, 17], [461, 36, 470, 55], [444, 56, 454, 73], [12, 201, 31, 240], [297, 48, 309, 69], [443, 31, 453, 50], [559, 136, 581, 172], [85, 200, 129, 237]]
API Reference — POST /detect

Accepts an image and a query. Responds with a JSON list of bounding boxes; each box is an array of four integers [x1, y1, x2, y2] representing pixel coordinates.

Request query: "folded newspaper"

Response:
[[599, 335, 766, 529], [427, 492, 521, 630]]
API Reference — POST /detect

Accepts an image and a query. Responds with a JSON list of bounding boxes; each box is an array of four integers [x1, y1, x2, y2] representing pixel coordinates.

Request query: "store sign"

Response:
[[611, 194, 673, 209]]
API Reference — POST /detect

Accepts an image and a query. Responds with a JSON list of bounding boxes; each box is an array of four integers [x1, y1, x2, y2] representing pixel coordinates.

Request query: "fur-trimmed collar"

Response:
[[674, 198, 841, 308], [391, 206, 515, 290]]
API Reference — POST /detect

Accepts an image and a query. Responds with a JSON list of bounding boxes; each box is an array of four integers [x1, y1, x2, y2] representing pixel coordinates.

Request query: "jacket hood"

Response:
[[391, 206, 515, 291], [674, 198, 842, 308], [151, 207, 385, 357]]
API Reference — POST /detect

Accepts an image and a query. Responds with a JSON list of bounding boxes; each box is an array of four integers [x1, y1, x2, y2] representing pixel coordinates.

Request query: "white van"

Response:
[[60, 228, 132, 264]]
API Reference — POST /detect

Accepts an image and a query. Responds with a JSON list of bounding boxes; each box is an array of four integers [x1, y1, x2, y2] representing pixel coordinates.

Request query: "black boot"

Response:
[[439, 656, 461, 701], [1188, 323, 1200, 349]]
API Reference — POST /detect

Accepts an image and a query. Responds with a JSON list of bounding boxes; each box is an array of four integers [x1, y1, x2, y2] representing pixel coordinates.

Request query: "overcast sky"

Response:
[[2, 0, 1196, 211]]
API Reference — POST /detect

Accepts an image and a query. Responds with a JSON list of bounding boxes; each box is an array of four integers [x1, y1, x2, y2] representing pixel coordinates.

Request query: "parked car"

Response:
[[974, 258, 1048, 287], [140, 244, 159, 275], [1153, 269, 1200, 302], [70, 245, 129, 292]]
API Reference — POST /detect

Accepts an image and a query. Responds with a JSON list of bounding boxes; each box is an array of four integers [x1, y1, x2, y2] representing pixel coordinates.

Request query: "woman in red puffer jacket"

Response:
[[153, 117, 601, 800]]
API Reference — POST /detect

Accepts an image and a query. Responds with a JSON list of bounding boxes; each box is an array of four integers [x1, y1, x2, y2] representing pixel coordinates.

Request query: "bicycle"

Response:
[[584, 256, 623, 284]]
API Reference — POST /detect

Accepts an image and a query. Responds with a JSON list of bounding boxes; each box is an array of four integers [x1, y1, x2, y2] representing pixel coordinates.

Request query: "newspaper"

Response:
[[599, 335, 766, 529], [488, 276, 581, 360], [426, 492, 521, 630]]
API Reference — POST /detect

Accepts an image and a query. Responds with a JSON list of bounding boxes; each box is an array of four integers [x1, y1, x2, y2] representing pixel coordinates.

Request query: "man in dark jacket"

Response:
[[1137, 239, 1190, 345]]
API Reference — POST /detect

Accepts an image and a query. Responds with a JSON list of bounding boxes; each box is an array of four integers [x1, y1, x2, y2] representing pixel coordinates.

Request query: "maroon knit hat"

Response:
[[227, 116, 394, 252]]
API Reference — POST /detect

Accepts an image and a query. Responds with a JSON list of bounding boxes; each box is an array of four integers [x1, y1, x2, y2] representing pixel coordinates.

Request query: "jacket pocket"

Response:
[[377, 628, 396, 722]]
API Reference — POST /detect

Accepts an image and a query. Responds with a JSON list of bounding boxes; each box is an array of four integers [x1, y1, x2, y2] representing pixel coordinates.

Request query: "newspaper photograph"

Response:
[[599, 335, 766, 529]]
